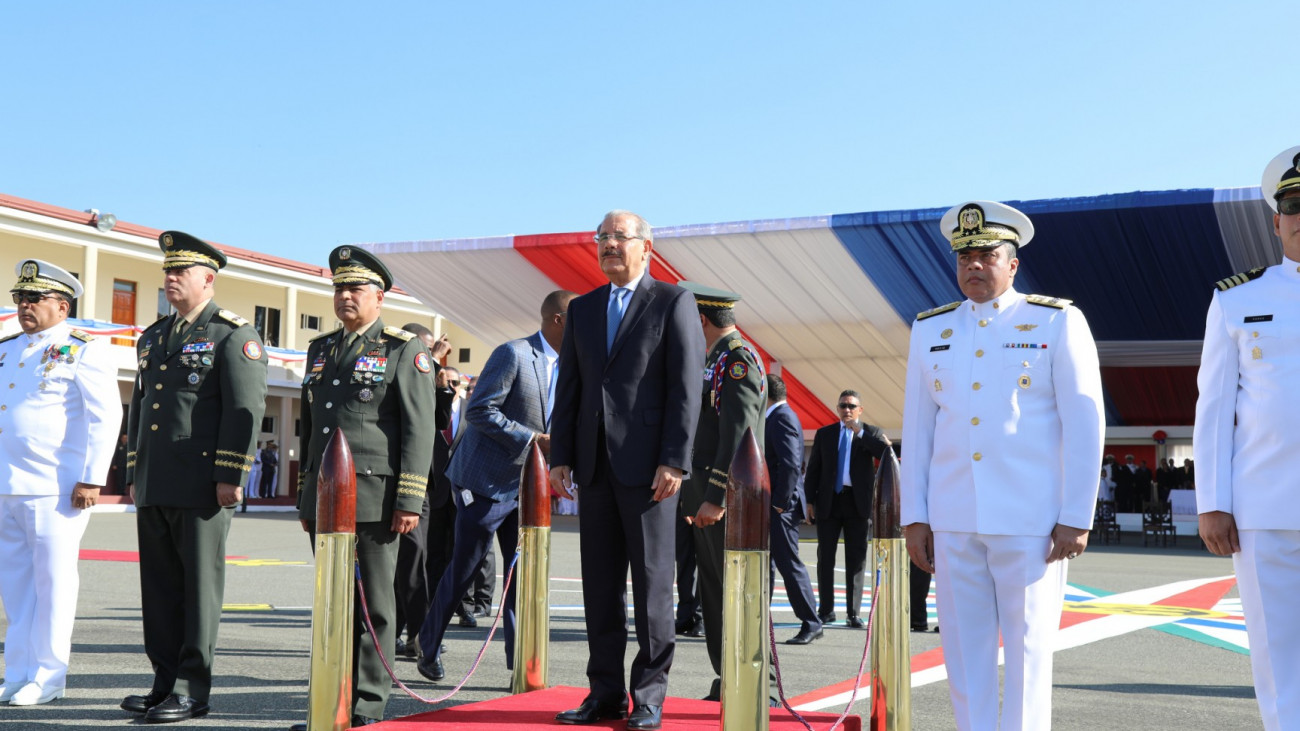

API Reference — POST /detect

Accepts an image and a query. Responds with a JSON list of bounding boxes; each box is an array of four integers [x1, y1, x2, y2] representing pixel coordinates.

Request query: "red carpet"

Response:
[[365, 685, 861, 730]]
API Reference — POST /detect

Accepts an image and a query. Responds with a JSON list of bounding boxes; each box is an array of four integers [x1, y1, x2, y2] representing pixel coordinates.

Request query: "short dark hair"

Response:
[[702, 308, 736, 328], [767, 374, 787, 402], [838, 389, 861, 403], [541, 290, 577, 318], [403, 322, 435, 340]]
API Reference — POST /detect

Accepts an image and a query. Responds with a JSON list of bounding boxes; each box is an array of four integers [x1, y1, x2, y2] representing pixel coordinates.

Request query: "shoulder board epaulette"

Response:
[[0, 332, 21, 345], [1025, 294, 1072, 309], [310, 328, 341, 343], [1215, 267, 1267, 292], [916, 301, 961, 321], [69, 329, 94, 342], [382, 326, 415, 342], [727, 338, 743, 350], [217, 309, 250, 327]]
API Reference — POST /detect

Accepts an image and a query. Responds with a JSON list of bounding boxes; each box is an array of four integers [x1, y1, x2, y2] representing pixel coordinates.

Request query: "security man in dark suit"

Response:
[[295, 246, 435, 727], [122, 231, 267, 723], [678, 282, 766, 701], [764, 374, 823, 645], [804, 390, 890, 628], [550, 210, 706, 730]]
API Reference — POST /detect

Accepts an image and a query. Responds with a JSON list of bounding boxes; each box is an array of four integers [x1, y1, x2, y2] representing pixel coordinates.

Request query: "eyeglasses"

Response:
[[11, 292, 56, 305], [1279, 197, 1300, 215], [593, 233, 644, 245], [837, 402, 860, 410]]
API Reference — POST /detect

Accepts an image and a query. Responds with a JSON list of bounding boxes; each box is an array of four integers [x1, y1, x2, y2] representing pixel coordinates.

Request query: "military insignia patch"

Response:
[[1018, 374, 1031, 389], [728, 361, 748, 380], [1015, 323, 1038, 332], [339, 247, 351, 260], [21, 261, 37, 278], [941, 328, 953, 339], [243, 341, 263, 360], [414, 352, 432, 374], [1252, 346, 1263, 360], [934, 379, 942, 392]]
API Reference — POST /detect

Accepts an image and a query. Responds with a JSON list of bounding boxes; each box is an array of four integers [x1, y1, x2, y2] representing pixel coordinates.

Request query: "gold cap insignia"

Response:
[[163, 234, 173, 248], [339, 247, 351, 260], [21, 262, 37, 278]]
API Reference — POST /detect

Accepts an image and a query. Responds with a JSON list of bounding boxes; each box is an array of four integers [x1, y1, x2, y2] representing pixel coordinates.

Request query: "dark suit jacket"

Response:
[[764, 403, 806, 517], [445, 332, 548, 501], [803, 421, 890, 518], [551, 276, 705, 487]]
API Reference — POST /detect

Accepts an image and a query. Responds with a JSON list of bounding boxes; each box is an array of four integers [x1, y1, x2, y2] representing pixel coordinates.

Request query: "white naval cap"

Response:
[[939, 200, 1035, 252], [1261, 145, 1300, 212], [11, 259, 83, 299]]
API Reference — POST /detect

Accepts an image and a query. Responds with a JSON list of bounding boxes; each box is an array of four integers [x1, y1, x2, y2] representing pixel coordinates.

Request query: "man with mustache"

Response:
[[1195, 146, 1300, 731], [901, 201, 1104, 730]]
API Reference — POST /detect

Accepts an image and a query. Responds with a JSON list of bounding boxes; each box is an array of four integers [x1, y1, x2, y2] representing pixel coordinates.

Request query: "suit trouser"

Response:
[[394, 493, 431, 640], [1235, 530, 1300, 731], [579, 451, 678, 707], [680, 475, 726, 679], [469, 548, 496, 615], [306, 521, 399, 720], [417, 486, 518, 667], [675, 503, 702, 626], [769, 508, 821, 631], [815, 490, 869, 618], [933, 531, 1064, 731], [136, 504, 233, 703], [0, 494, 91, 690]]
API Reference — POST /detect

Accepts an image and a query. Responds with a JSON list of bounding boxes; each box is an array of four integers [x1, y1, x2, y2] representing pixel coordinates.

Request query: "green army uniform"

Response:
[[677, 282, 767, 688], [126, 231, 267, 708], [296, 246, 435, 722]]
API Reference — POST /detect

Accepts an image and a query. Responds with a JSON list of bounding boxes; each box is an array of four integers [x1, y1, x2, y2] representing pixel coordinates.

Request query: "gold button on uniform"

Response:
[[976, 349, 984, 357], [973, 452, 983, 461], [972, 382, 981, 391], [18, 363, 24, 369], [993, 302, 1000, 309], [150, 424, 158, 431], [1022, 360, 1029, 367], [160, 365, 168, 371], [152, 403, 160, 410], [155, 384, 163, 391], [971, 416, 980, 425], [979, 319, 988, 327], [1253, 331, 1260, 338]]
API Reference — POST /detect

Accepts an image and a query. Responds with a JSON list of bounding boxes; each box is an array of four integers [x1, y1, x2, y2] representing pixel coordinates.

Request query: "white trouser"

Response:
[[1235, 530, 1300, 731], [933, 531, 1066, 731], [0, 494, 91, 690]]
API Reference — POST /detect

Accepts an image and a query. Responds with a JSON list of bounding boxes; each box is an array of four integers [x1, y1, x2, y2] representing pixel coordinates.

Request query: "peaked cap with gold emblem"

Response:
[[158, 230, 228, 271], [329, 246, 393, 291], [679, 281, 741, 312], [11, 259, 84, 298], [1261, 145, 1300, 213], [939, 200, 1035, 252]]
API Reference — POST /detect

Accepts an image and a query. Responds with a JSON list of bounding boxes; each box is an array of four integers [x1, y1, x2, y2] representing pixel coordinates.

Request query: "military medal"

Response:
[[1019, 374, 1031, 389], [1015, 323, 1038, 332], [1252, 346, 1263, 360], [188, 372, 200, 385], [934, 379, 942, 392], [359, 388, 374, 402]]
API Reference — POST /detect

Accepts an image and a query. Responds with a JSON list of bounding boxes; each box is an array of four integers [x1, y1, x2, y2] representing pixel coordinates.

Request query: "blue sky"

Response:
[[4, 1, 1298, 264]]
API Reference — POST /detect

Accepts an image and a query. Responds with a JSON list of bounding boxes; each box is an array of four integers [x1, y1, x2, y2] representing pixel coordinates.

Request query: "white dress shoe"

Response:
[[8, 683, 65, 706], [0, 683, 24, 703]]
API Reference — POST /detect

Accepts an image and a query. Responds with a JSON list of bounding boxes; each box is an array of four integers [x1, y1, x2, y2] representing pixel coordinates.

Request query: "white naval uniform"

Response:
[[901, 287, 1105, 731], [0, 322, 122, 693], [1194, 259, 1300, 731]]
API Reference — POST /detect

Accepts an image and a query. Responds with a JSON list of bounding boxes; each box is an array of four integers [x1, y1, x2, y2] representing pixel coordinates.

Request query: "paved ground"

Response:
[[0, 510, 1262, 729]]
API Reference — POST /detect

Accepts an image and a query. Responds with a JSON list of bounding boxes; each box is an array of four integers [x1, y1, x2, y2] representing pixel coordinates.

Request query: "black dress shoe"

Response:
[[458, 614, 478, 628], [785, 627, 824, 645], [555, 697, 627, 724], [846, 616, 865, 629], [290, 724, 308, 731], [351, 715, 380, 726], [911, 623, 930, 632], [627, 704, 663, 730], [144, 694, 210, 723], [121, 690, 169, 714], [817, 611, 837, 623], [417, 654, 445, 682]]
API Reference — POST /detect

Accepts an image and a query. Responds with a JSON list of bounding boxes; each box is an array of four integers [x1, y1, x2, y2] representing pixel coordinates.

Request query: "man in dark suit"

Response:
[[764, 375, 822, 646], [123, 231, 267, 723], [416, 290, 575, 681], [258, 442, 279, 498], [804, 390, 890, 628], [295, 246, 435, 727], [550, 210, 706, 730]]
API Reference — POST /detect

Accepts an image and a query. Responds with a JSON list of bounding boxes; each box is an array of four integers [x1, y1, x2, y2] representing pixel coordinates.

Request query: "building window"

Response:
[[458, 348, 471, 363], [294, 418, 301, 438], [69, 272, 81, 318], [261, 416, 276, 434], [300, 314, 322, 331], [254, 306, 281, 348], [156, 289, 172, 320]]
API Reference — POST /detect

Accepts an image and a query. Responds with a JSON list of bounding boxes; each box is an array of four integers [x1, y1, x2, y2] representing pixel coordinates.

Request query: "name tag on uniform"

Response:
[[930, 344, 950, 352], [182, 341, 215, 353], [1244, 314, 1273, 323], [354, 356, 387, 373]]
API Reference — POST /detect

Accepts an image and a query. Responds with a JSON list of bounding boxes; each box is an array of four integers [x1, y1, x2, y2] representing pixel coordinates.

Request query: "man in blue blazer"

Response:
[[764, 374, 823, 645], [550, 210, 706, 730], [416, 290, 575, 681]]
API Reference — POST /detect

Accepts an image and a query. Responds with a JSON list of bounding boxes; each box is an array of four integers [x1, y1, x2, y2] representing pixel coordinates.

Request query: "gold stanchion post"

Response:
[[308, 430, 357, 731], [721, 427, 770, 731], [511, 440, 551, 694], [869, 446, 910, 731]]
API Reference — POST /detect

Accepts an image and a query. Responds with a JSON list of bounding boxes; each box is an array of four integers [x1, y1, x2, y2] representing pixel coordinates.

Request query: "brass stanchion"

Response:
[[511, 440, 551, 694], [869, 447, 910, 731], [308, 430, 358, 731], [721, 427, 770, 731]]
